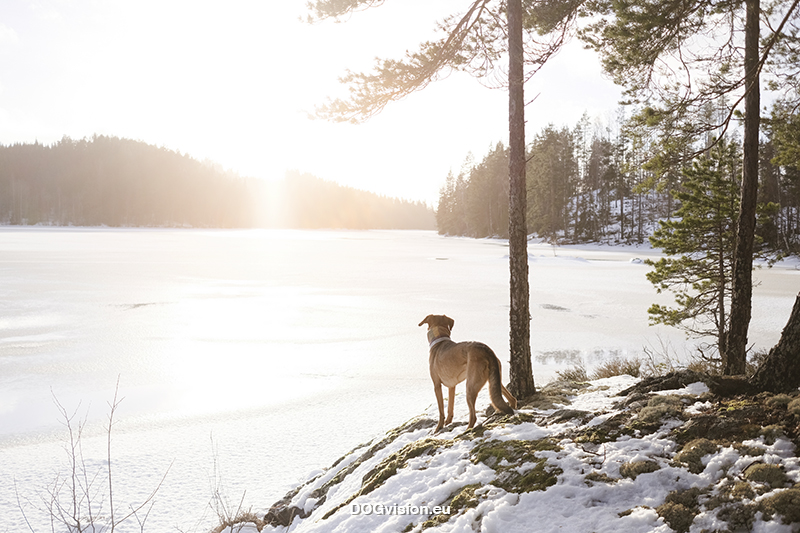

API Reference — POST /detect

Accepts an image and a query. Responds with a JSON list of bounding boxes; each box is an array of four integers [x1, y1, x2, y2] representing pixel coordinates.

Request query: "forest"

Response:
[[436, 108, 800, 256], [0, 136, 434, 230]]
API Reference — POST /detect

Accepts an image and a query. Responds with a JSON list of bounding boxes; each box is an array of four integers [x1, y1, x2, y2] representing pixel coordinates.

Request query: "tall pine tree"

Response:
[[646, 141, 741, 360]]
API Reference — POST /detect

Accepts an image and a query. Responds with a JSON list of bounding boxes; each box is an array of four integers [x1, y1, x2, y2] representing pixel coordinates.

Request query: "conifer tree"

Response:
[[646, 141, 741, 360], [581, 0, 800, 373]]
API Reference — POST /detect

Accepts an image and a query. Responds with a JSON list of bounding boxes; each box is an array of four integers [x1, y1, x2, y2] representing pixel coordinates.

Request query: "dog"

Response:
[[419, 314, 516, 432]]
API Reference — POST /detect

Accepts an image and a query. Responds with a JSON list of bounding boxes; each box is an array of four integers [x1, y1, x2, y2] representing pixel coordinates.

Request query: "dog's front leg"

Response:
[[445, 386, 456, 426], [433, 381, 446, 432]]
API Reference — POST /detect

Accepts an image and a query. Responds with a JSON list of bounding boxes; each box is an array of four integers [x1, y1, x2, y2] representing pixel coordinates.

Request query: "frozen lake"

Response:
[[1, 228, 798, 532]]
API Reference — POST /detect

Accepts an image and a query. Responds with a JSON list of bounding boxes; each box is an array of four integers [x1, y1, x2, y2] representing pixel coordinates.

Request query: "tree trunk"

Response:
[[507, 0, 536, 398], [725, 0, 760, 375], [750, 293, 800, 392]]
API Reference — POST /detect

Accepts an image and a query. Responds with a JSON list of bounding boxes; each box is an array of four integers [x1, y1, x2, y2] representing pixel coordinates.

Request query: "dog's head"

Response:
[[419, 315, 454, 343]]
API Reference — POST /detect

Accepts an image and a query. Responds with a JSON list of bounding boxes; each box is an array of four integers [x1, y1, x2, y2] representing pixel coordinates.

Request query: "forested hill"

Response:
[[438, 114, 800, 255], [0, 136, 434, 230], [270, 171, 435, 230]]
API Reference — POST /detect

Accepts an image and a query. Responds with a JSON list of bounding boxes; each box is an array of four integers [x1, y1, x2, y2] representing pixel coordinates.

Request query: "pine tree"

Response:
[[645, 141, 741, 360]]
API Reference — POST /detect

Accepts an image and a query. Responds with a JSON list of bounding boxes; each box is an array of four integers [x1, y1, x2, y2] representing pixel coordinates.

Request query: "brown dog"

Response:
[[419, 314, 516, 432]]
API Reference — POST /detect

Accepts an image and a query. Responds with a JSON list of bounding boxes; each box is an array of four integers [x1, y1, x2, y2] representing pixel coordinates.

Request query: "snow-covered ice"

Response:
[[1, 228, 798, 532]]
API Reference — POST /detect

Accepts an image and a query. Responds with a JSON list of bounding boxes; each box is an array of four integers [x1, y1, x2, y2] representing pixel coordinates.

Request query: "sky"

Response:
[[0, 0, 623, 205]]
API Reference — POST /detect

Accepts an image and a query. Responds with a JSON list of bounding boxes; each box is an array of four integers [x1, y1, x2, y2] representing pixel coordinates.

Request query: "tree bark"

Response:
[[725, 0, 760, 375], [750, 293, 800, 392], [507, 0, 536, 398]]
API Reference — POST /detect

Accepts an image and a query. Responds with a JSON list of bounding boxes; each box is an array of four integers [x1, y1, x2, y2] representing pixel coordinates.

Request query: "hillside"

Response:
[[0, 137, 435, 230], [265, 171, 435, 230], [224, 373, 800, 533]]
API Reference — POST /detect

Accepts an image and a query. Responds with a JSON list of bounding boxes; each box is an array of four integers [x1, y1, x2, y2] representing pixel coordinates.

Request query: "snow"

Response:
[[2, 229, 799, 533], [236, 375, 800, 533], [654, 381, 710, 396]]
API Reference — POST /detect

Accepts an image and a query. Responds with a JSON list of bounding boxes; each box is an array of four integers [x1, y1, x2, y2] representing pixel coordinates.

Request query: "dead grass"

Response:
[[556, 357, 642, 382], [591, 357, 642, 379]]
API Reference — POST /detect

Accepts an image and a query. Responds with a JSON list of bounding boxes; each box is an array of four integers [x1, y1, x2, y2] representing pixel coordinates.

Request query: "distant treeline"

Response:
[[437, 111, 800, 254], [270, 171, 435, 230], [0, 136, 434, 230]]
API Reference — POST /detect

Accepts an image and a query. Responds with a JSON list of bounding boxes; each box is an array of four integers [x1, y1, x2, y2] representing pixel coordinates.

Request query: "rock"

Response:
[[617, 370, 709, 396]]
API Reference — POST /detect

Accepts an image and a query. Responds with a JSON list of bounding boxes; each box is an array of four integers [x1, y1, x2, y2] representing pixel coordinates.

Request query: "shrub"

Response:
[[556, 364, 589, 382], [591, 357, 642, 379]]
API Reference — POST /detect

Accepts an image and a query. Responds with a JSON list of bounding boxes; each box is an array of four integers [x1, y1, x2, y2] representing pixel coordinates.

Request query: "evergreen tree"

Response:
[[526, 125, 576, 240], [646, 141, 741, 360], [581, 0, 800, 374]]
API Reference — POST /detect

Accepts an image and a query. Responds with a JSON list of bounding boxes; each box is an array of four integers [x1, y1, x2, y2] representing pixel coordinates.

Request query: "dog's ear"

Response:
[[419, 315, 433, 327], [444, 315, 455, 330]]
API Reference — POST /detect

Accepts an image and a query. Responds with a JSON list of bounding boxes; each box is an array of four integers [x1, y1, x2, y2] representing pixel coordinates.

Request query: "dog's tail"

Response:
[[487, 350, 515, 416]]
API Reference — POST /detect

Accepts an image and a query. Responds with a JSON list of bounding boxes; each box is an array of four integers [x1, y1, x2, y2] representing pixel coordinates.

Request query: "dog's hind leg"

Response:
[[465, 378, 487, 429], [445, 386, 456, 426], [433, 380, 446, 432]]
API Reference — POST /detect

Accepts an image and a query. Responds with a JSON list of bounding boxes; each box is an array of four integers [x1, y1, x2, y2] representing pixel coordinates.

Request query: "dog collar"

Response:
[[429, 336, 450, 349]]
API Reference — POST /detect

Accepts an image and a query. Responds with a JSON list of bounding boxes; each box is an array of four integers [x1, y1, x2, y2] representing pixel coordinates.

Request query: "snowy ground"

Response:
[[2, 229, 799, 533], [226, 376, 800, 533]]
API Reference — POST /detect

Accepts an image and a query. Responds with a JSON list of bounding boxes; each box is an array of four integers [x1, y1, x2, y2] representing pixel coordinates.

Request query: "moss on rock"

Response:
[[758, 488, 800, 524], [759, 424, 786, 445], [472, 439, 562, 493], [788, 397, 800, 416], [360, 438, 447, 496], [619, 460, 660, 479], [674, 438, 718, 474], [584, 471, 618, 485], [765, 393, 793, 409], [656, 488, 702, 533], [743, 463, 790, 488]]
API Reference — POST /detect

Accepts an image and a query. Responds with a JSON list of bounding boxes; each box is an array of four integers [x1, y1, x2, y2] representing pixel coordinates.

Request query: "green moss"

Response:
[[630, 395, 684, 431], [472, 439, 562, 493], [574, 412, 634, 444], [733, 443, 765, 457], [743, 463, 789, 488], [619, 460, 660, 479], [511, 461, 561, 492], [717, 503, 757, 531], [765, 394, 793, 408], [360, 438, 446, 496], [674, 438, 718, 474], [656, 502, 694, 533], [323, 438, 447, 520], [450, 484, 481, 511], [656, 488, 702, 533], [584, 471, 618, 485], [648, 395, 683, 408], [419, 483, 483, 530], [759, 424, 785, 445], [758, 488, 800, 523], [722, 398, 758, 412], [727, 481, 756, 501], [472, 439, 559, 466], [788, 398, 800, 416]]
